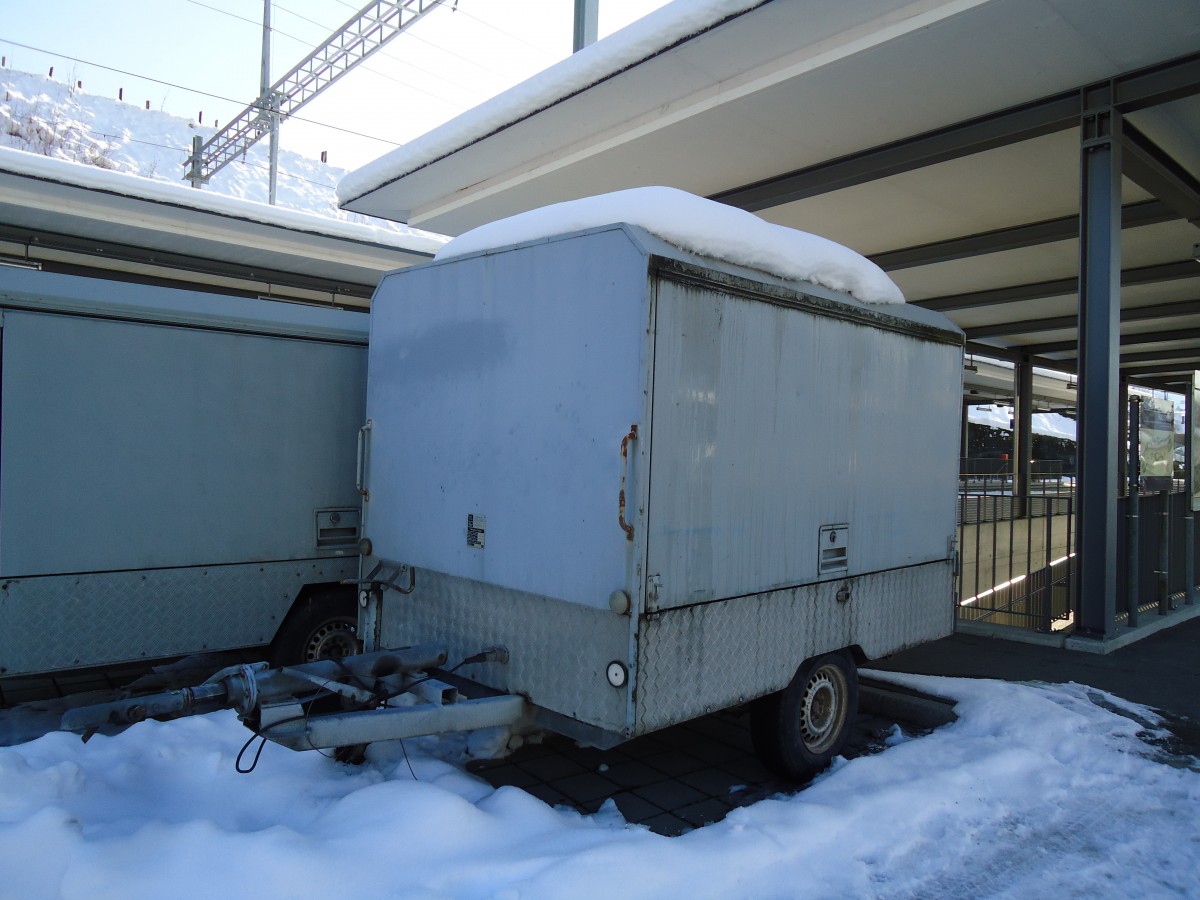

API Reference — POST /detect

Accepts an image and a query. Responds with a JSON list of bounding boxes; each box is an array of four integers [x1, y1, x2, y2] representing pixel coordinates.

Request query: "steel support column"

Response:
[[1013, 359, 1034, 515], [1074, 98, 1123, 638], [1186, 375, 1198, 606]]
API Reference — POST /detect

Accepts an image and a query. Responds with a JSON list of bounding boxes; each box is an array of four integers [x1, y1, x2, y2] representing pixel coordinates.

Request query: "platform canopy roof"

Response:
[[0, 149, 442, 307], [341, 0, 1200, 389]]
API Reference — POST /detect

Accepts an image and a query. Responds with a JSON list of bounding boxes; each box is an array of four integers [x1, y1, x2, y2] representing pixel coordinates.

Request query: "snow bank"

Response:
[[1, 676, 1196, 898], [434, 187, 905, 305], [338, 0, 766, 204]]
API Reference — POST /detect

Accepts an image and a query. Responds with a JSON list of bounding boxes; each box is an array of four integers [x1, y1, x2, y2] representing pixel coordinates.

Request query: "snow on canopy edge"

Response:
[[337, 0, 768, 206], [434, 187, 906, 305], [0, 146, 447, 255]]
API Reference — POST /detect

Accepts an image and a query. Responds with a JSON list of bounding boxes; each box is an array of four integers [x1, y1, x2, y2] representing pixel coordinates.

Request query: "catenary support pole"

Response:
[[262, 1, 279, 205], [573, 0, 598, 52], [1074, 93, 1123, 639]]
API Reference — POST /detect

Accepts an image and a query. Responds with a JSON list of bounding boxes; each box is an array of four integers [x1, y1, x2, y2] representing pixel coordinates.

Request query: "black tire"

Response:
[[270, 587, 361, 667], [751, 650, 858, 782]]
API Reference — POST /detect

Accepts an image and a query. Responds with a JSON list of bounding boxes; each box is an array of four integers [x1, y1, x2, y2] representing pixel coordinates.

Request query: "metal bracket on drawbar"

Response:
[[343, 561, 415, 595]]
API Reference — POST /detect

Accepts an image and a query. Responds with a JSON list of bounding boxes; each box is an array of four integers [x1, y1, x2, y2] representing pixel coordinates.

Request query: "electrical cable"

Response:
[[0, 37, 246, 105], [0, 37, 406, 147], [447, 1, 561, 58], [326, 0, 511, 79], [273, 0, 487, 95], [180, 0, 465, 105], [232, 647, 500, 774]]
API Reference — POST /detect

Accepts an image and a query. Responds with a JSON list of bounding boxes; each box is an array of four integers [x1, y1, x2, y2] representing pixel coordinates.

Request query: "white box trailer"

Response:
[[0, 268, 369, 679], [62, 200, 964, 782], [354, 220, 964, 775]]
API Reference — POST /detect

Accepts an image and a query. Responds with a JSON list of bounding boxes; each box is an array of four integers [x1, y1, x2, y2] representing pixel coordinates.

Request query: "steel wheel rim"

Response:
[[799, 663, 848, 753], [303, 618, 358, 662]]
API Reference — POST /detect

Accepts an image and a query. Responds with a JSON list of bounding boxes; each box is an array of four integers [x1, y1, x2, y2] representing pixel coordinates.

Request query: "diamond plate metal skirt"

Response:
[[1, 557, 358, 676], [635, 561, 954, 733], [380, 561, 952, 744]]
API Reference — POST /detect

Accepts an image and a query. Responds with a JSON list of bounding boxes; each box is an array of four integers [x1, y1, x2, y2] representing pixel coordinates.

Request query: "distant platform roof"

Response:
[[0, 148, 446, 306]]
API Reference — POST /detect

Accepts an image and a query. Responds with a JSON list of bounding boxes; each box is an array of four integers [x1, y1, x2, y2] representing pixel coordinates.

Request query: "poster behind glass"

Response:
[[1139, 396, 1175, 493]]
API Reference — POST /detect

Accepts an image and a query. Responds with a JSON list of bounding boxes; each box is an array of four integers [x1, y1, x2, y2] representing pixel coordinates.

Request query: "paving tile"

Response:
[[675, 796, 736, 828], [683, 713, 751, 746], [563, 745, 611, 770], [651, 724, 707, 750], [550, 771, 621, 805], [633, 778, 707, 811], [640, 811, 692, 837], [600, 759, 665, 790], [468, 762, 540, 790], [515, 734, 575, 760], [522, 782, 572, 808], [684, 740, 746, 766], [641, 749, 709, 778], [515, 753, 588, 782], [610, 790, 666, 825], [678, 765, 747, 798], [613, 734, 670, 759], [717, 754, 777, 784]]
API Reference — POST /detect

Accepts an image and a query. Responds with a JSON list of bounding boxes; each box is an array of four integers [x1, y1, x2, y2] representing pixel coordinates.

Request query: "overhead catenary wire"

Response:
[[0, 38, 405, 149], [185, 0, 468, 105], [322, 0, 517, 82]]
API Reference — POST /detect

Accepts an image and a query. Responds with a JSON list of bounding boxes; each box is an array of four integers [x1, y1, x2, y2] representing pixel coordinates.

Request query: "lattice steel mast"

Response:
[[185, 0, 446, 198]]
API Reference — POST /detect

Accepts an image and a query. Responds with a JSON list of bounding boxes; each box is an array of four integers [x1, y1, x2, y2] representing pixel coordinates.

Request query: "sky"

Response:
[[0, 0, 671, 173]]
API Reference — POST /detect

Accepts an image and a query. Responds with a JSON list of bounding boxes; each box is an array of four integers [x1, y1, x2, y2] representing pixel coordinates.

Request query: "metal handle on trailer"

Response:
[[619, 423, 638, 541], [356, 419, 372, 501]]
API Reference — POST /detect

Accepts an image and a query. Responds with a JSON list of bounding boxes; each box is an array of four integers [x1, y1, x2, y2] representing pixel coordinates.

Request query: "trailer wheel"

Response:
[[750, 651, 857, 782], [270, 588, 361, 667]]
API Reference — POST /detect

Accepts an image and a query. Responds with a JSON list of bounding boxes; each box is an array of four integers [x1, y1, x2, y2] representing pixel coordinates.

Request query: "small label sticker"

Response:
[[467, 513, 486, 549]]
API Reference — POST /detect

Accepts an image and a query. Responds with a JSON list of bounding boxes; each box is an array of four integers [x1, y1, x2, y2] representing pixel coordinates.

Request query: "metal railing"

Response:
[[958, 458, 1200, 633], [956, 461, 1075, 631]]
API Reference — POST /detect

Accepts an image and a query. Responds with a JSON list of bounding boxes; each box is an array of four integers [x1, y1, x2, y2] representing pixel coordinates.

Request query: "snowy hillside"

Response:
[[0, 66, 419, 233]]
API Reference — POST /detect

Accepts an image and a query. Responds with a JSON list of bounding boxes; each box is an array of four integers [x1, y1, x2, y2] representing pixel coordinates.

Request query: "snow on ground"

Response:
[[1, 675, 1196, 899], [436, 187, 905, 305], [0, 68, 445, 251]]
